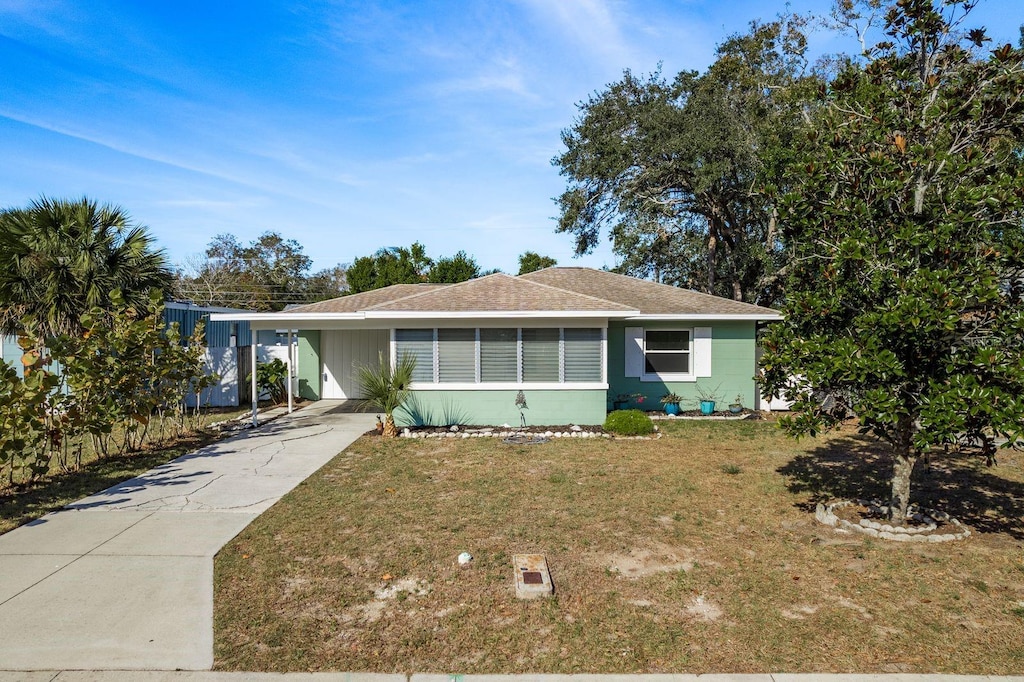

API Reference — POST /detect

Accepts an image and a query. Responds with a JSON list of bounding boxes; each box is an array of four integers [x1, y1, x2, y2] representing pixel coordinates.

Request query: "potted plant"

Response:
[[612, 392, 645, 411], [660, 392, 683, 416], [729, 394, 744, 414], [695, 383, 722, 416]]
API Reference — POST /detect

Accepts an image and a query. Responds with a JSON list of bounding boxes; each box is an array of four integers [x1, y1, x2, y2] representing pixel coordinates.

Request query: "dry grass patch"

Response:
[[214, 419, 1024, 673]]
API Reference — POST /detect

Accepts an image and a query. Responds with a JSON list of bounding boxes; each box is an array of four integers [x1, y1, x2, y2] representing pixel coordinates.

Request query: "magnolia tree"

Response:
[[761, 0, 1024, 524]]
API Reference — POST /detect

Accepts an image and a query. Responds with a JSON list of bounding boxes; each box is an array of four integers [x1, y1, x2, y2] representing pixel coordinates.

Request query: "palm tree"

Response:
[[0, 197, 172, 339], [356, 352, 416, 438]]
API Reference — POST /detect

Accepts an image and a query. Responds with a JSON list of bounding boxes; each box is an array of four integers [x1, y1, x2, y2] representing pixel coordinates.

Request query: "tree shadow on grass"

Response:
[[0, 430, 218, 534], [778, 433, 1024, 540]]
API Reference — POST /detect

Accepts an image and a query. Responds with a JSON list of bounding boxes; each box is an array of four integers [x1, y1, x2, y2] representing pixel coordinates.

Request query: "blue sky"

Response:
[[1, 1, 1021, 277]]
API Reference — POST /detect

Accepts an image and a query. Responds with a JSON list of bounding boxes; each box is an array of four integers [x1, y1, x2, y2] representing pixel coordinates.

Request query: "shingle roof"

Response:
[[519, 267, 780, 317], [229, 268, 780, 320], [366, 273, 637, 313], [284, 284, 447, 314]]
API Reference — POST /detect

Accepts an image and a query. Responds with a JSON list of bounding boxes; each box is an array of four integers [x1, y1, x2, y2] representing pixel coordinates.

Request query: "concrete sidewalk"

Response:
[[0, 403, 376, 671]]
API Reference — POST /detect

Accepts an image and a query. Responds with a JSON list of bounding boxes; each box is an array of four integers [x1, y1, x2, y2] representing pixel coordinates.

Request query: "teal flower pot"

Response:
[[699, 400, 715, 415]]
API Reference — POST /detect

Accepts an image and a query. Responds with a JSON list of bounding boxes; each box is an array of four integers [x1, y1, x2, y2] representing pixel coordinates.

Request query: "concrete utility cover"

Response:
[[513, 553, 553, 599]]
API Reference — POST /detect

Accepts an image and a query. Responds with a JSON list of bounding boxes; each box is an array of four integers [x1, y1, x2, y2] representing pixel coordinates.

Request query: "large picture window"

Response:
[[644, 329, 691, 375], [395, 327, 605, 386]]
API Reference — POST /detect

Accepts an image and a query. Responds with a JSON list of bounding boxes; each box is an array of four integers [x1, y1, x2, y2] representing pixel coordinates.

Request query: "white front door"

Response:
[[321, 329, 389, 399]]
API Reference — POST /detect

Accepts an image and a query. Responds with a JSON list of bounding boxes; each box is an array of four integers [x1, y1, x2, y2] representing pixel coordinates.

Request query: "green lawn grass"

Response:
[[214, 419, 1024, 673]]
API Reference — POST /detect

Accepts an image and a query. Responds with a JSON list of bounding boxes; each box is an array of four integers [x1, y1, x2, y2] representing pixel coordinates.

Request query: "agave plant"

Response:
[[356, 352, 416, 438]]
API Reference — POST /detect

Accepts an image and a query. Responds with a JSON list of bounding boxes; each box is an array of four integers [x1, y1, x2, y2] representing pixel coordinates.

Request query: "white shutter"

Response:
[[625, 327, 644, 378], [694, 326, 712, 377]]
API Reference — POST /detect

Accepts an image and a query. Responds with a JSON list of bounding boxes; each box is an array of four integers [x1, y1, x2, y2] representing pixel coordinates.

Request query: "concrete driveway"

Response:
[[0, 402, 375, 671]]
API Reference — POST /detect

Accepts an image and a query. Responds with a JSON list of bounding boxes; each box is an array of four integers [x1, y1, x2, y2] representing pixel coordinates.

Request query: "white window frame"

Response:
[[641, 328, 695, 382], [392, 326, 607, 390]]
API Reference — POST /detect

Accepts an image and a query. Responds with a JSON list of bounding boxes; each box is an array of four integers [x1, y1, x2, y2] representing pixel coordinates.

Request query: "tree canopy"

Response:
[[175, 231, 346, 311], [0, 197, 172, 339], [347, 242, 482, 293], [760, 0, 1024, 523], [553, 15, 818, 305], [517, 251, 557, 275], [346, 243, 433, 294], [427, 250, 480, 284]]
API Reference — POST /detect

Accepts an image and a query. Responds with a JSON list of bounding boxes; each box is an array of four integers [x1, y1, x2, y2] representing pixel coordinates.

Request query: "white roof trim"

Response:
[[210, 312, 364, 322], [625, 314, 783, 321], [212, 310, 777, 323], [363, 310, 636, 319]]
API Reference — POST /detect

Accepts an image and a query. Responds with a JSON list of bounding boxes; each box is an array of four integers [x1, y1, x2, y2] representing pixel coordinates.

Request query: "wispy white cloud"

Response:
[[517, 0, 639, 70], [433, 61, 537, 101], [0, 109, 354, 211]]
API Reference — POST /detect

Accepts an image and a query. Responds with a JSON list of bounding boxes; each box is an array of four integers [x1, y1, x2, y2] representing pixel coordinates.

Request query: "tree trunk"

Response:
[[706, 228, 717, 294], [890, 452, 918, 524], [889, 413, 918, 524], [382, 414, 398, 438]]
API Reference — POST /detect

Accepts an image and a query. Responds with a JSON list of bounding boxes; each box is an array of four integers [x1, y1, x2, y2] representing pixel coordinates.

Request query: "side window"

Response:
[[644, 330, 691, 375]]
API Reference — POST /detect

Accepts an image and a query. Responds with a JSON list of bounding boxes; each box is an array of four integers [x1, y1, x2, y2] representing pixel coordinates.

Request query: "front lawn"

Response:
[[214, 419, 1024, 673]]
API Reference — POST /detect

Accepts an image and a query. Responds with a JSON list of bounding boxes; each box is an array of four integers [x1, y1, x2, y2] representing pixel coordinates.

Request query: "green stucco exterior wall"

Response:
[[297, 330, 321, 400], [394, 389, 607, 427], [607, 320, 758, 411]]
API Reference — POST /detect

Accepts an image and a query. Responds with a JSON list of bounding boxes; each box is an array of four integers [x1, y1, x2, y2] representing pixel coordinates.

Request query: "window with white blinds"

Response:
[[563, 328, 603, 382], [438, 328, 477, 383], [394, 329, 434, 382], [521, 328, 560, 382], [395, 327, 603, 385], [480, 328, 518, 382]]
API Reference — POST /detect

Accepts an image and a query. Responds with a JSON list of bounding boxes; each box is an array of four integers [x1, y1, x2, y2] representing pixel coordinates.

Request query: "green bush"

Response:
[[603, 409, 654, 436], [251, 358, 288, 404]]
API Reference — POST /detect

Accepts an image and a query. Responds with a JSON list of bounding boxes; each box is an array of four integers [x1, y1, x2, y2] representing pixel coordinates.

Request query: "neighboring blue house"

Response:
[[1, 301, 254, 406], [213, 267, 782, 425]]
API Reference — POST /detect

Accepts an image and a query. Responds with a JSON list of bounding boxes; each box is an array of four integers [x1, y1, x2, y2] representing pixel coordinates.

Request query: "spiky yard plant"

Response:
[[356, 352, 416, 438]]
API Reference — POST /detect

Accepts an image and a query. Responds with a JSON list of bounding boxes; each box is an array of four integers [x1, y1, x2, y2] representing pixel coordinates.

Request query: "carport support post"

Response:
[[251, 330, 258, 427], [286, 329, 294, 414]]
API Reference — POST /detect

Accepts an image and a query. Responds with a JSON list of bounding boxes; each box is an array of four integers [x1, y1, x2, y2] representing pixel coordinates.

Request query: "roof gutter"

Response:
[[625, 313, 783, 322]]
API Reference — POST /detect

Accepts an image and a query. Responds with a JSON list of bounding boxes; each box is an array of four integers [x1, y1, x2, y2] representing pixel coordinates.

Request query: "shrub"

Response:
[[603, 409, 654, 436], [252, 358, 288, 404]]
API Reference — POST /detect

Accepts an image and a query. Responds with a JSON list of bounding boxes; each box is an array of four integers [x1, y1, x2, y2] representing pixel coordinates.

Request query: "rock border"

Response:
[[651, 413, 756, 421], [815, 498, 971, 542], [399, 426, 662, 441]]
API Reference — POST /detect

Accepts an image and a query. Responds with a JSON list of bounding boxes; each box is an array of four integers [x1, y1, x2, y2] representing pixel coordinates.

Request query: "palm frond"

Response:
[[356, 352, 416, 416]]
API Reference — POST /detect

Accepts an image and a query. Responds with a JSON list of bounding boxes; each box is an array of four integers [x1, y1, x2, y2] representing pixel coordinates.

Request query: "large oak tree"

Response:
[[553, 16, 818, 305]]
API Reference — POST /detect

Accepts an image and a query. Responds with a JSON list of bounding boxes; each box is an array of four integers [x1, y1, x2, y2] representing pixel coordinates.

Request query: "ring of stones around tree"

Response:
[[816, 498, 971, 543]]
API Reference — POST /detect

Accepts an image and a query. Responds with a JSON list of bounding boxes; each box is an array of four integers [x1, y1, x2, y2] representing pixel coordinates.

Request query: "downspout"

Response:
[[251, 330, 258, 427], [286, 329, 294, 414]]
